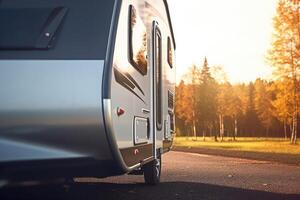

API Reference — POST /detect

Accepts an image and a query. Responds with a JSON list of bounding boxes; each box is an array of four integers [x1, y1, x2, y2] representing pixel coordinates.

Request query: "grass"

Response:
[[173, 137, 300, 155]]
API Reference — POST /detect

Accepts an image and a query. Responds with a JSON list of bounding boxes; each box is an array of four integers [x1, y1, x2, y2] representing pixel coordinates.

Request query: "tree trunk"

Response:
[[290, 118, 294, 144], [284, 119, 287, 140], [293, 113, 298, 144], [234, 118, 237, 141], [192, 110, 196, 140], [219, 114, 222, 139], [219, 114, 224, 141], [291, 113, 297, 144], [186, 123, 190, 140], [290, 123, 293, 138], [221, 117, 224, 141], [214, 133, 218, 142], [295, 116, 297, 143], [203, 130, 206, 141]]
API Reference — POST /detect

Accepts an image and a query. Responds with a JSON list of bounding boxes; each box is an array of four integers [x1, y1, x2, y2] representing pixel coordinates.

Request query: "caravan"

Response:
[[0, 0, 176, 185]]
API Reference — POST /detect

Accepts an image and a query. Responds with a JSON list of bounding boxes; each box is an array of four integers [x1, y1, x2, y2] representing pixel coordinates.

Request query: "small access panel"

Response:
[[134, 117, 149, 145]]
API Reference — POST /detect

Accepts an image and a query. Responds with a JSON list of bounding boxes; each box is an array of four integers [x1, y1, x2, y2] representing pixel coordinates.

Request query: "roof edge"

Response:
[[163, 0, 176, 50]]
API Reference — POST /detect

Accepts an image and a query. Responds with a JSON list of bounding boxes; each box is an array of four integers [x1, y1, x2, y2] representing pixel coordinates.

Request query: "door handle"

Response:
[[142, 108, 150, 114]]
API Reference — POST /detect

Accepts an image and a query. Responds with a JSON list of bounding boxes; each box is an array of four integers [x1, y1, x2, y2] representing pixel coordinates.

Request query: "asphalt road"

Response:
[[1, 151, 300, 200]]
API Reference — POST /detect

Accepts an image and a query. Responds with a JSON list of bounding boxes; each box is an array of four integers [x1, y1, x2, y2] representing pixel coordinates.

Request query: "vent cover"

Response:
[[168, 91, 174, 109]]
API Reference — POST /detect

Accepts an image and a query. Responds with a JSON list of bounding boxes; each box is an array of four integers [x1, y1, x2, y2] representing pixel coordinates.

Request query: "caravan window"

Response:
[[0, 0, 115, 60], [167, 37, 174, 68], [155, 28, 162, 130], [0, 7, 67, 50], [128, 5, 148, 76]]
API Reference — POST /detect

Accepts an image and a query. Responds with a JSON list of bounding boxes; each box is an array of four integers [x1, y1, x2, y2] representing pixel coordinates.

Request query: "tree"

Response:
[[272, 80, 294, 139], [245, 82, 261, 137], [179, 65, 202, 138], [175, 81, 195, 137], [175, 81, 187, 136], [254, 79, 275, 137], [198, 57, 218, 140], [228, 88, 243, 140], [268, 0, 300, 144], [216, 82, 232, 141], [211, 65, 228, 84]]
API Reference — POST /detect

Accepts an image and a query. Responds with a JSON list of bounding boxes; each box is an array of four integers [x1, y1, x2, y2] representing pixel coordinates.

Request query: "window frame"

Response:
[[155, 27, 163, 130], [128, 5, 148, 76], [167, 37, 174, 68]]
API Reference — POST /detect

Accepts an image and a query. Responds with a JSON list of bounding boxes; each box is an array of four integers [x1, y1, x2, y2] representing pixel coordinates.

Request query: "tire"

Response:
[[143, 153, 161, 185]]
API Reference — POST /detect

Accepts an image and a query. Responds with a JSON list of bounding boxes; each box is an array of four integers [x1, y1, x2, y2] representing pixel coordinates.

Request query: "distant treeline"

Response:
[[175, 74, 297, 140], [175, 58, 299, 142], [176, 60, 272, 139], [175, 0, 300, 144]]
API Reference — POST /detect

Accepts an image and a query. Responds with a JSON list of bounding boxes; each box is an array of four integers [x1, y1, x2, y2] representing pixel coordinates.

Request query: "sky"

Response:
[[168, 0, 278, 84]]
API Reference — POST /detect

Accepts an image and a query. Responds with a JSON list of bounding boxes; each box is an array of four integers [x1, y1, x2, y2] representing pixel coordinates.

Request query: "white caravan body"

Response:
[[0, 0, 176, 182]]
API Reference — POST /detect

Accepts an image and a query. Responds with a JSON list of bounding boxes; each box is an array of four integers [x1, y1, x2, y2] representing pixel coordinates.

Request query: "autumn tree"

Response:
[[176, 74, 291, 138], [178, 65, 202, 138], [244, 83, 261, 137], [272, 80, 294, 139], [228, 88, 243, 140], [198, 57, 218, 140], [268, 0, 300, 144], [254, 79, 275, 137], [175, 81, 188, 136], [211, 65, 228, 84], [175, 81, 195, 137], [216, 82, 232, 141]]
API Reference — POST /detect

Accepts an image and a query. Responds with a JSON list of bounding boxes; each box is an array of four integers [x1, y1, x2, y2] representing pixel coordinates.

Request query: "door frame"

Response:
[[151, 21, 162, 159]]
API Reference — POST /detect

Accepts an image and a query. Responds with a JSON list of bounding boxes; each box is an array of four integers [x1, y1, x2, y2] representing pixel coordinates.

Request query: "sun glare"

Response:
[[168, 0, 277, 84]]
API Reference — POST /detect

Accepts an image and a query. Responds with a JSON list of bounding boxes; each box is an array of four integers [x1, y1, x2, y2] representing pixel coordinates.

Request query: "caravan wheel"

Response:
[[143, 154, 161, 185]]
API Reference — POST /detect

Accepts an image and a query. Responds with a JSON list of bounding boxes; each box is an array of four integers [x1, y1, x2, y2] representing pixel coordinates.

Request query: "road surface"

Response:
[[1, 151, 300, 200]]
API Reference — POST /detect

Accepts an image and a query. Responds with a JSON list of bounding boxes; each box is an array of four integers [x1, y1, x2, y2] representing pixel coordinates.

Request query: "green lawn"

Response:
[[173, 137, 300, 155]]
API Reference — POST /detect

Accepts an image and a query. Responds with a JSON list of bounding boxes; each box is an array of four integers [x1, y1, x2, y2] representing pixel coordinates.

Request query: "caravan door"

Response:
[[152, 21, 163, 158]]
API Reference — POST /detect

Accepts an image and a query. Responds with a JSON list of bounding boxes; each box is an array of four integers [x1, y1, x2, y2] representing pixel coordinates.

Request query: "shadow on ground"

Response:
[[0, 181, 299, 200]]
